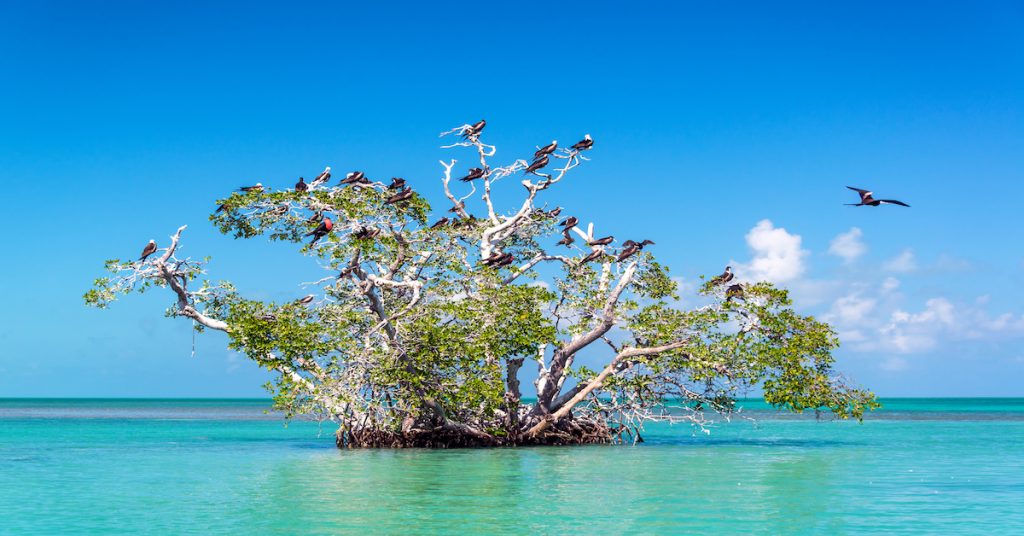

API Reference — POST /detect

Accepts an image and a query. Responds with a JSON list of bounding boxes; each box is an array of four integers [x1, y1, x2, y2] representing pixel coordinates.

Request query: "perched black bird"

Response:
[[388, 177, 407, 190], [139, 240, 158, 261], [571, 134, 594, 151], [353, 227, 381, 240], [845, 186, 910, 207], [481, 251, 504, 266], [534, 140, 557, 160], [726, 284, 745, 302], [297, 295, 315, 305], [449, 201, 466, 213], [710, 266, 734, 286], [547, 207, 562, 218], [304, 217, 333, 245], [307, 211, 323, 223], [385, 187, 414, 205], [215, 204, 227, 213], [338, 266, 354, 279], [459, 168, 485, 182], [295, 177, 308, 192], [559, 216, 579, 228], [580, 249, 604, 264], [239, 183, 263, 192], [524, 155, 549, 174], [430, 217, 450, 229], [463, 119, 486, 139], [493, 253, 515, 267], [310, 167, 331, 188], [341, 171, 368, 185], [588, 235, 614, 246]]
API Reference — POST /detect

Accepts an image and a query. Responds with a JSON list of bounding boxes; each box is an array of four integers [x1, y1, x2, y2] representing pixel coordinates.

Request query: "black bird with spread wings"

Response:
[[846, 186, 910, 207]]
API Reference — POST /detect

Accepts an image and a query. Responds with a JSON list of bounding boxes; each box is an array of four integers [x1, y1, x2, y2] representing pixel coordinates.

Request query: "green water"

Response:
[[2, 399, 1022, 534]]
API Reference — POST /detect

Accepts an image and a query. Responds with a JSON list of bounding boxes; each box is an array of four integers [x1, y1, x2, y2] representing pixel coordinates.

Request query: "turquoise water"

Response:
[[2, 399, 1023, 534]]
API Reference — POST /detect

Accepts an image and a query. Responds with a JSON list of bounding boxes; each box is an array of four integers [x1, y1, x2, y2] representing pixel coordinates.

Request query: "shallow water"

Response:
[[2, 398, 1022, 534]]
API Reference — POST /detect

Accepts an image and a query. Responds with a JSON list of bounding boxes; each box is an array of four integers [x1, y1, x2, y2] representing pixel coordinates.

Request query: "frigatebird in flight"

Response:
[[710, 266, 734, 286], [139, 240, 157, 261], [463, 119, 486, 139], [588, 236, 614, 246], [385, 187, 414, 205], [295, 177, 308, 192], [534, 141, 557, 160], [239, 183, 263, 192], [459, 168, 485, 182], [310, 167, 331, 188], [305, 216, 333, 245], [845, 186, 910, 207], [571, 134, 593, 151], [559, 216, 578, 228], [524, 155, 549, 174], [556, 231, 574, 247], [297, 295, 315, 306], [388, 177, 407, 190]]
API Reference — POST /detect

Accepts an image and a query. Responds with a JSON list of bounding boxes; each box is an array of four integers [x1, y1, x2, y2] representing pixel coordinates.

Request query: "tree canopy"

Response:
[[86, 123, 877, 447]]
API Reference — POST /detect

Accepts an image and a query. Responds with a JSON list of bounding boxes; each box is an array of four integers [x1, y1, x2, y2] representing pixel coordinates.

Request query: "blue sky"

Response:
[[1, 1, 1022, 397]]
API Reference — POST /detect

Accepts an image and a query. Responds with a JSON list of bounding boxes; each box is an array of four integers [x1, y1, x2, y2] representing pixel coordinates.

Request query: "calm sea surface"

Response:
[[2, 398, 1022, 535]]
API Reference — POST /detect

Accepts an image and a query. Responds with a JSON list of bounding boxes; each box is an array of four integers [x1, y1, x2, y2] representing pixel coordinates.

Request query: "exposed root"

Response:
[[335, 416, 619, 449]]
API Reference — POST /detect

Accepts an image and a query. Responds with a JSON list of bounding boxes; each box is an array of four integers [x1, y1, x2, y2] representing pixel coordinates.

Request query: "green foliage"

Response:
[[84, 133, 877, 438]]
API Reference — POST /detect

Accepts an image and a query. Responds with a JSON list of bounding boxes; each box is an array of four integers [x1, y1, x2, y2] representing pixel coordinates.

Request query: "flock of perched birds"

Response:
[[134, 119, 912, 307]]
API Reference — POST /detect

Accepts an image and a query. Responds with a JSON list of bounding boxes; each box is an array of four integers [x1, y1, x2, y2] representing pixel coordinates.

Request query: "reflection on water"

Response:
[[2, 399, 1024, 534]]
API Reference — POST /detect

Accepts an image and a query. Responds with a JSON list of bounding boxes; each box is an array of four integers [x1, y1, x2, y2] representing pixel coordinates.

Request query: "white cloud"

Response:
[[883, 249, 917, 273], [880, 277, 901, 294], [734, 220, 807, 284], [828, 227, 867, 263], [829, 294, 877, 324]]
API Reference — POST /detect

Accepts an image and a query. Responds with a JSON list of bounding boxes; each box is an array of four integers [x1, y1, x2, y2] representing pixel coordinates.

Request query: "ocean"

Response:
[[1, 398, 1022, 534]]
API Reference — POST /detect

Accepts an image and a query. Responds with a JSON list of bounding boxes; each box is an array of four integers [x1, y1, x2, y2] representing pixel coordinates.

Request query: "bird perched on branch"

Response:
[[388, 177, 407, 190], [547, 207, 562, 218], [726, 284, 745, 302], [710, 266, 734, 286], [239, 183, 263, 192], [845, 186, 910, 207], [580, 249, 604, 264], [493, 253, 515, 267], [524, 155, 549, 174], [616, 239, 654, 262], [463, 119, 486, 139], [481, 251, 503, 266], [341, 171, 369, 185], [449, 201, 466, 213], [295, 177, 307, 192], [571, 134, 593, 151], [459, 168, 485, 182], [353, 227, 381, 240], [534, 140, 557, 160], [305, 216, 333, 245], [559, 216, 579, 228], [297, 295, 315, 306], [588, 235, 614, 246], [430, 217, 450, 229], [385, 187, 414, 205], [310, 167, 331, 188], [139, 240, 157, 261]]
